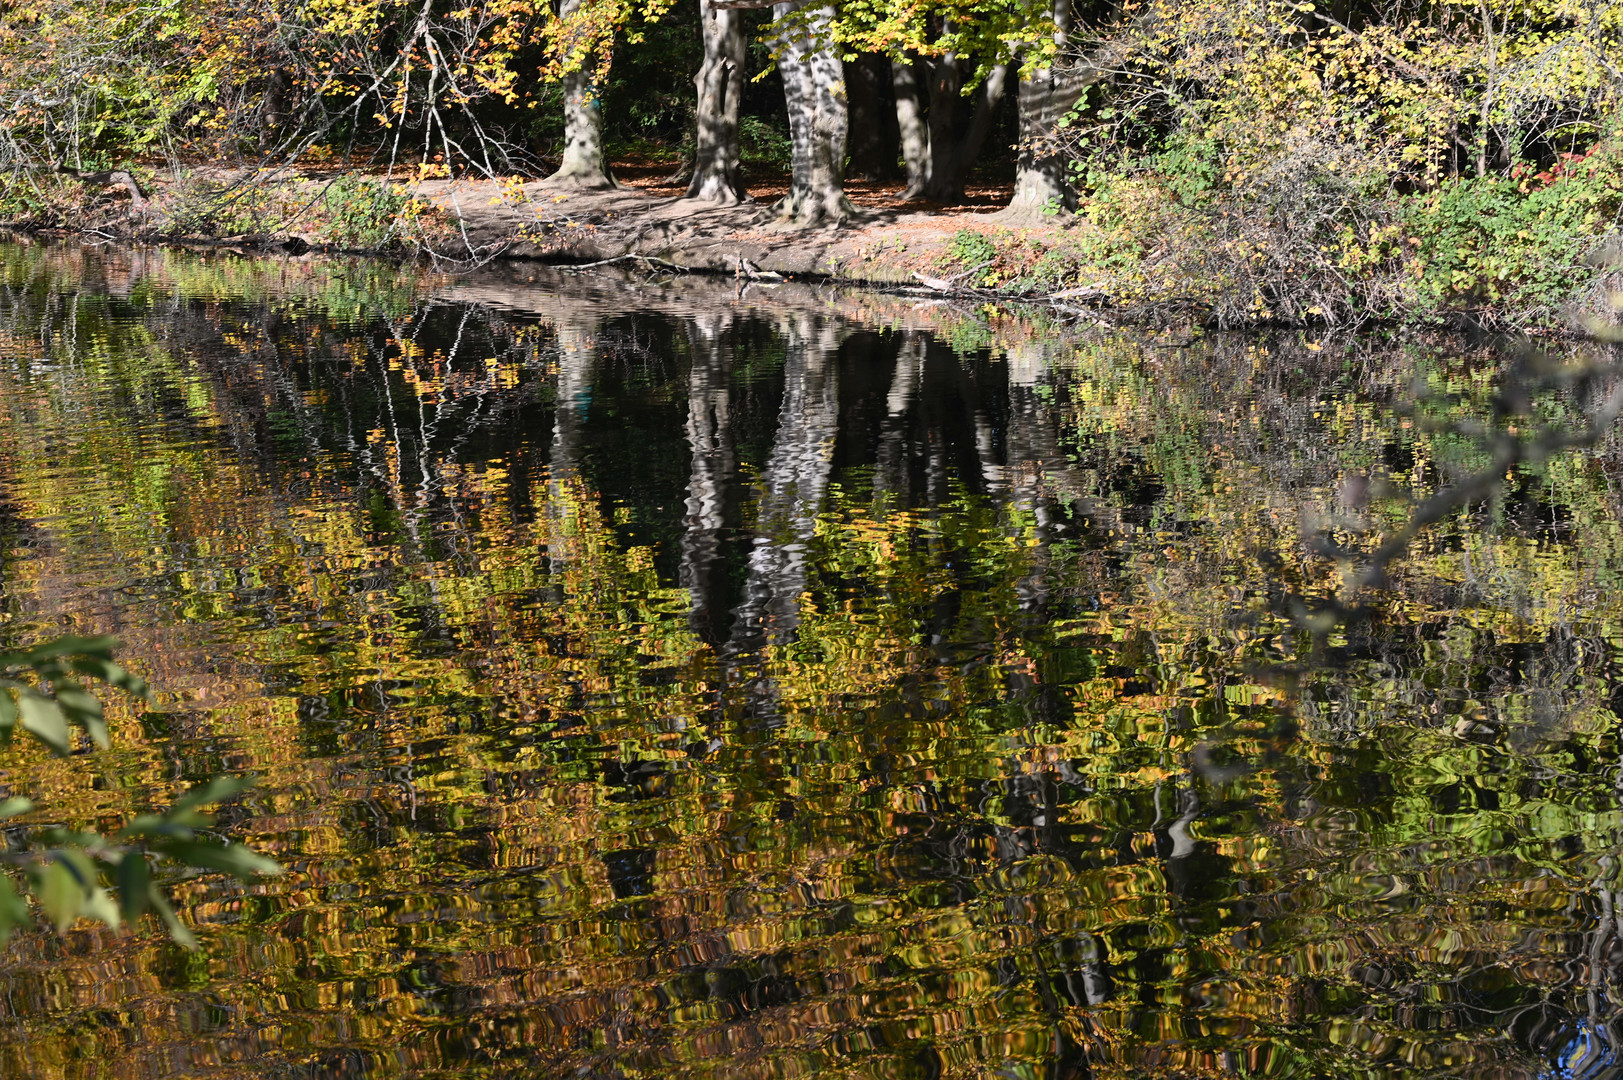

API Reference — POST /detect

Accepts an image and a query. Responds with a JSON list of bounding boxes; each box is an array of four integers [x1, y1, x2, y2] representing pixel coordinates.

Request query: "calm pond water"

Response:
[[2, 242, 1623, 1079]]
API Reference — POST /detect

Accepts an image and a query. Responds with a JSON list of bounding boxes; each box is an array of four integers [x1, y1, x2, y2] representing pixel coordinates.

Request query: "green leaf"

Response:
[[119, 813, 193, 841], [36, 860, 82, 933], [169, 775, 257, 818], [117, 853, 151, 923], [69, 657, 149, 701], [0, 872, 27, 943], [82, 885, 120, 930], [18, 692, 69, 755], [0, 797, 34, 819], [159, 840, 282, 879], [25, 636, 118, 663], [146, 884, 196, 950], [54, 682, 108, 749], [0, 690, 15, 736]]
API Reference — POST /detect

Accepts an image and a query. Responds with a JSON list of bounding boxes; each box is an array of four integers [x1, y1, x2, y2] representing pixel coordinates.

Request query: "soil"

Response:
[[5, 158, 1077, 293], [411, 163, 1070, 284]]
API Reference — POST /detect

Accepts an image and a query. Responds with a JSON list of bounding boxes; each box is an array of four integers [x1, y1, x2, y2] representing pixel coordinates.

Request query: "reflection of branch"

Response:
[[1300, 352, 1623, 632]]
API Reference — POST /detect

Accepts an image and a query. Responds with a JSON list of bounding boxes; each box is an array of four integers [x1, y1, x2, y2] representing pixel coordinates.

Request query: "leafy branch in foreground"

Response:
[[0, 636, 280, 949]]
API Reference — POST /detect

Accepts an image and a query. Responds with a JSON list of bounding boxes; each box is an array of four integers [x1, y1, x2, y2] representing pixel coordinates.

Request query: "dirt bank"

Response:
[[413, 173, 1055, 285]]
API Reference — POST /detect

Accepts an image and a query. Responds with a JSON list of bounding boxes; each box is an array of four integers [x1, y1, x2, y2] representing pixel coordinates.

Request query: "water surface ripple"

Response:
[[0, 244, 1620, 1079]]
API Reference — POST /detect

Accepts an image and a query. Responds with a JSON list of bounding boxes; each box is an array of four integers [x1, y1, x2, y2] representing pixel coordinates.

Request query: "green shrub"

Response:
[[318, 175, 413, 250]]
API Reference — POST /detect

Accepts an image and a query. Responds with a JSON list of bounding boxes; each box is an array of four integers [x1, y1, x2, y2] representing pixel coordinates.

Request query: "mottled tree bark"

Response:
[[687, 0, 749, 203], [1007, 0, 1076, 215], [892, 57, 931, 198], [545, 0, 617, 189], [772, 0, 854, 226]]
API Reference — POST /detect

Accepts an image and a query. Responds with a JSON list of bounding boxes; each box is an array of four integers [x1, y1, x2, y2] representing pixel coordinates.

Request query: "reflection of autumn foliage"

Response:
[[2, 244, 1623, 1077]]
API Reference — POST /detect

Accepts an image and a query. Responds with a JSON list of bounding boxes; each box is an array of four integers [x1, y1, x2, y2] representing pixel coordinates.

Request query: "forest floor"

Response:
[[410, 162, 1060, 285], [4, 158, 1072, 291]]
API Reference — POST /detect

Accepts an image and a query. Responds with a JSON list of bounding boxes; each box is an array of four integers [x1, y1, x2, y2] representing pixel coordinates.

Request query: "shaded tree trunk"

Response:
[[687, 0, 749, 202], [263, 68, 292, 143], [892, 57, 931, 198], [773, 0, 853, 226], [546, 0, 617, 189], [924, 56, 962, 196], [922, 62, 1008, 203], [1007, 74, 1071, 213], [846, 52, 900, 180]]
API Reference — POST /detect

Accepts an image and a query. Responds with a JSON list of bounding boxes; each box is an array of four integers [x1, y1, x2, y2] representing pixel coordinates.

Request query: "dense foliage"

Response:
[[2, 0, 1621, 317]]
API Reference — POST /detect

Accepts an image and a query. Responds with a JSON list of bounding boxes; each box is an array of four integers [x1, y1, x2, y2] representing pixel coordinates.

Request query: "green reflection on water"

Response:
[[0, 242, 1621, 1079]]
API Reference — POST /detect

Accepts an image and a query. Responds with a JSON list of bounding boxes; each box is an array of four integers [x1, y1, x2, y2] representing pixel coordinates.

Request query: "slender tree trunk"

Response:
[[687, 0, 748, 202], [773, 0, 854, 226], [892, 57, 931, 198], [546, 0, 616, 189], [1006, 0, 1075, 215], [846, 52, 900, 180], [921, 62, 1008, 202]]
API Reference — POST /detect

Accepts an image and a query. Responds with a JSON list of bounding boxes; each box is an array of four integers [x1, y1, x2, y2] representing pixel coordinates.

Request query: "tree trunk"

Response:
[[892, 57, 931, 198], [263, 68, 292, 142], [921, 62, 1008, 203], [545, 0, 616, 189], [687, 0, 748, 202], [846, 52, 900, 181], [1006, 0, 1075, 215], [773, 1, 854, 226], [923, 56, 962, 199]]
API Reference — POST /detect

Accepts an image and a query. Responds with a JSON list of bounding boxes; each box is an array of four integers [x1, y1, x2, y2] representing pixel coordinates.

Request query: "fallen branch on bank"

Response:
[[559, 252, 688, 273]]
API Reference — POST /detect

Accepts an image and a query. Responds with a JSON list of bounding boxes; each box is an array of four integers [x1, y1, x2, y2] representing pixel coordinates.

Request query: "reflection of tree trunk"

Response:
[[548, 320, 597, 564], [728, 315, 841, 655], [547, 0, 617, 190], [682, 315, 736, 642], [772, 1, 853, 226], [687, 0, 748, 203], [1002, 342, 1127, 540], [875, 334, 925, 499]]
